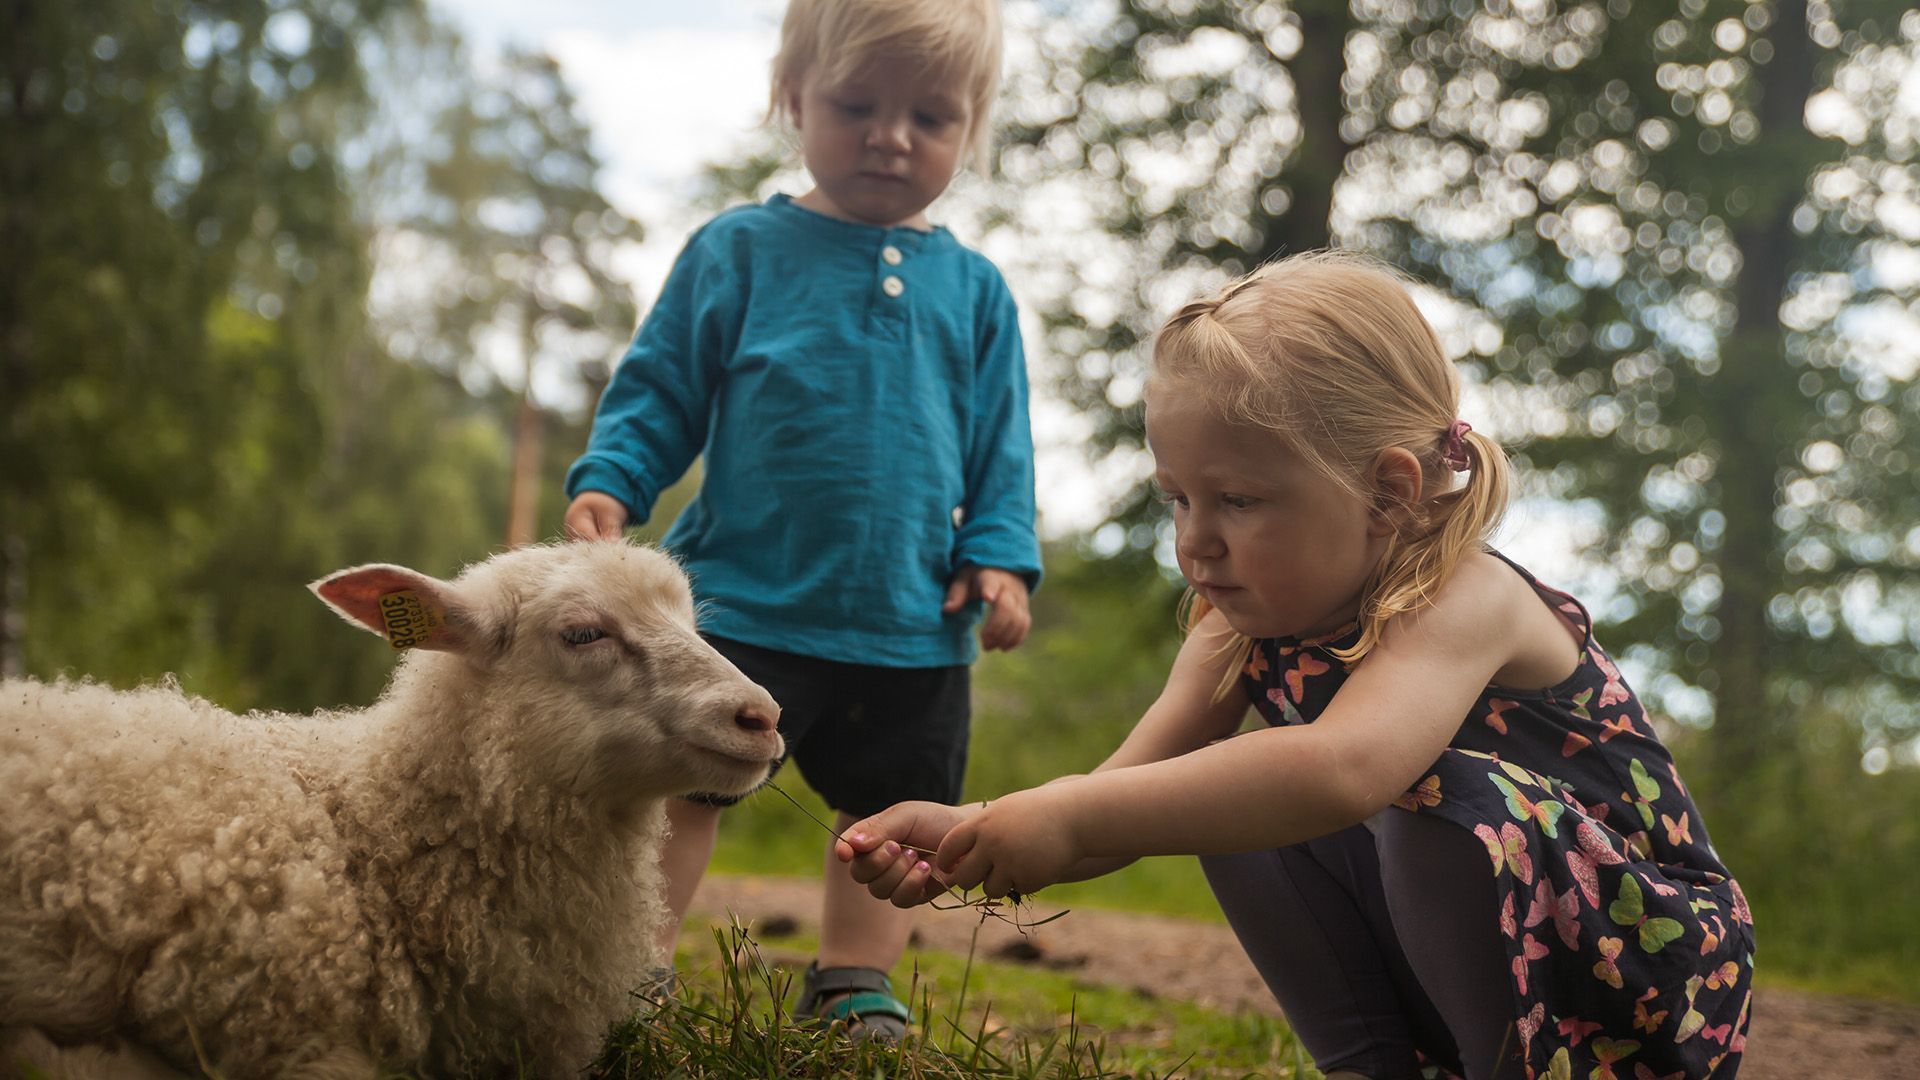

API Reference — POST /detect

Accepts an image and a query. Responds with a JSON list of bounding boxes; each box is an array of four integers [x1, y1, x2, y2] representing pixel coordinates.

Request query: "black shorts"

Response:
[[690, 635, 971, 819]]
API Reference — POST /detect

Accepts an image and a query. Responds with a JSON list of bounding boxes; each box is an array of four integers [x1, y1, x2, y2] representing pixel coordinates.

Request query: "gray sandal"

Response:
[[793, 962, 911, 1043]]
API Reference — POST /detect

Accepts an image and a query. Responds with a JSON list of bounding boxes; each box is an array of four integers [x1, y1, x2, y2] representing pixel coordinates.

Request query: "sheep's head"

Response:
[[311, 541, 783, 805]]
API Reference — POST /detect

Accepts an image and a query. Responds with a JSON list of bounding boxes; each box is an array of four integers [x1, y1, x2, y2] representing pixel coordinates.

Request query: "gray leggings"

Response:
[[1199, 809, 1522, 1080]]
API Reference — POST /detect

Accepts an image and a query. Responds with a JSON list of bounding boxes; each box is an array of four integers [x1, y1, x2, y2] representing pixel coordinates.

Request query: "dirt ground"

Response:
[[692, 875, 1920, 1079]]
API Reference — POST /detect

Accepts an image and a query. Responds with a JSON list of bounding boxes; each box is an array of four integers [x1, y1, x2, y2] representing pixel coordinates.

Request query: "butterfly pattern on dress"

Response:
[[1239, 553, 1754, 1080]]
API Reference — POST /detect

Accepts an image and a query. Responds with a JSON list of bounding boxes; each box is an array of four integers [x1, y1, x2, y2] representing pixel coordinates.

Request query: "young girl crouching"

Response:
[[837, 251, 1754, 1080]]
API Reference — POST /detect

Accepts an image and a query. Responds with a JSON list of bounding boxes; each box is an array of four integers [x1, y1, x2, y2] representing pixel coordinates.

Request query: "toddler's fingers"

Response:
[[979, 575, 1002, 603], [563, 509, 593, 542], [594, 507, 626, 539], [941, 571, 975, 614], [981, 601, 1022, 651], [998, 610, 1032, 650], [979, 611, 1010, 651]]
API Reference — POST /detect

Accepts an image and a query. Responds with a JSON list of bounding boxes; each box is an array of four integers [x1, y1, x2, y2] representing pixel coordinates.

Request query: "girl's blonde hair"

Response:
[[769, 0, 1003, 174], [1151, 250, 1511, 691]]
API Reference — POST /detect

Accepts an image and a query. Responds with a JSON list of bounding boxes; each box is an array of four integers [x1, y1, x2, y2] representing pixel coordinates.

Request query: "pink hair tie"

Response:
[[1441, 421, 1473, 472]]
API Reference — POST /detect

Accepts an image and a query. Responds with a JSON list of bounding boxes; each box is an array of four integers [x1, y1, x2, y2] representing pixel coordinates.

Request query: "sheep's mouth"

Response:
[[689, 746, 779, 798], [690, 737, 784, 775], [699, 746, 780, 769]]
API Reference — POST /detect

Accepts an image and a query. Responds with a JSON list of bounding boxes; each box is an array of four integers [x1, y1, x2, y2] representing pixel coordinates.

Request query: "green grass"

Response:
[[587, 918, 1317, 1080]]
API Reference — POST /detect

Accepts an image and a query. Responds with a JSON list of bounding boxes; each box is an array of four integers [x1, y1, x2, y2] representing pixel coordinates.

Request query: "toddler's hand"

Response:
[[564, 492, 629, 541], [942, 566, 1031, 651], [835, 801, 979, 908]]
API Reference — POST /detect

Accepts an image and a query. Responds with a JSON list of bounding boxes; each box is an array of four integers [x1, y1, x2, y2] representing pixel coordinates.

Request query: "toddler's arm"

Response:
[[563, 226, 739, 531], [950, 277, 1042, 604]]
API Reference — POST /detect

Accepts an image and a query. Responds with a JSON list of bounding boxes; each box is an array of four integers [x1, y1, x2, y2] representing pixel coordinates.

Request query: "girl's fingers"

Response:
[[942, 847, 992, 892], [890, 858, 941, 909], [934, 821, 978, 874], [983, 867, 1016, 901], [861, 846, 920, 898], [847, 840, 905, 885], [838, 823, 886, 855]]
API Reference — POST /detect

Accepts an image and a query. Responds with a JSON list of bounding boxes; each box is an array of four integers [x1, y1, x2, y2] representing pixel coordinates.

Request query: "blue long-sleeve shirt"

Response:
[[566, 194, 1042, 667]]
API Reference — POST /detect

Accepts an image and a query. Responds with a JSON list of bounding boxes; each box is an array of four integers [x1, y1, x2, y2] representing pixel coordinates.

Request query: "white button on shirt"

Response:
[[881, 245, 904, 266], [882, 275, 905, 298]]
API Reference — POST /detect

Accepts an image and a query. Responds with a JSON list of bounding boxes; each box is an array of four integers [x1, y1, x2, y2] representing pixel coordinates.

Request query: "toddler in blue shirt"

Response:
[[563, 0, 1038, 1041]]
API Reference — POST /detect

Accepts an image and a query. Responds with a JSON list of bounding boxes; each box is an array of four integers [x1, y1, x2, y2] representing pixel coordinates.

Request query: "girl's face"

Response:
[[1146, 383, 1391, 641], [788, 57, 973, 230]]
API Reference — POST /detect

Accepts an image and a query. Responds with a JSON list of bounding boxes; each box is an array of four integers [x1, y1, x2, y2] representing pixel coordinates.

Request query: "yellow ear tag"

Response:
[[377, 589, 441, 650]]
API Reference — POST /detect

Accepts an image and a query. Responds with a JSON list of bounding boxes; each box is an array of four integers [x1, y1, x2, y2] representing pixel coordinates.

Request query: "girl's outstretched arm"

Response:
[[836, 606, 1252, 905], [935, 555, 1539, 898]]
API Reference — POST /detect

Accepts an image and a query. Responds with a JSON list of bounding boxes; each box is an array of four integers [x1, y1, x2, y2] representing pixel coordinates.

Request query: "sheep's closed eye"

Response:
[[560, 627, 607, 646]]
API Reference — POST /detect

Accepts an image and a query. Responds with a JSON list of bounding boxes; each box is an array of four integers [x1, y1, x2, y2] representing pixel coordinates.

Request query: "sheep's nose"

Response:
[[735, 704, 778, 733]]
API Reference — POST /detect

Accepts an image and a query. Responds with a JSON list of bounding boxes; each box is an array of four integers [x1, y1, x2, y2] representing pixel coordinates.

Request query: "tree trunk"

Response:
[[1261, 0, 1353, 259], [1708, 0, 1814, 775], [0, 530, 22, 679], [505, 317, 545, 548]]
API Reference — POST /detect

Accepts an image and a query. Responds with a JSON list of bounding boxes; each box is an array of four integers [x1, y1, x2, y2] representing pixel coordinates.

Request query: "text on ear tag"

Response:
[[378, 590, 440, 650]]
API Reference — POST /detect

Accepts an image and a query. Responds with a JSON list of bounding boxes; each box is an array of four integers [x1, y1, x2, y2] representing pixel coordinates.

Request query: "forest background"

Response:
[[4, 0, 1918, 1010]]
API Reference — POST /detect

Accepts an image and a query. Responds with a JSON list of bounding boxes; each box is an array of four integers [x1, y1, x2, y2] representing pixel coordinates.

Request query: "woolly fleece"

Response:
[[0, 541, 781, 1078]]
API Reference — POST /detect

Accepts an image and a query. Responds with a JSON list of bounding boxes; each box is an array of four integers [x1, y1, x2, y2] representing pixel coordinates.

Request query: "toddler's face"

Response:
[[788, 56, 973, 229], [1146, 384, 1388, 641]]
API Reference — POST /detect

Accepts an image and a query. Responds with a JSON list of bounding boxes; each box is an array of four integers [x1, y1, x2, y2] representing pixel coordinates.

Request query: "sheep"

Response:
[[0, 540, 784, 1079]]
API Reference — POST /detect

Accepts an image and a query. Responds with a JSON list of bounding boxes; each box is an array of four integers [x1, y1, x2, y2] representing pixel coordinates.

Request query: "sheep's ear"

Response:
[[309, 564, 474, 653]]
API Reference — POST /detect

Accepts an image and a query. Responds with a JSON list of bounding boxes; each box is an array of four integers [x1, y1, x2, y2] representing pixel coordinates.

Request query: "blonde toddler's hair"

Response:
[[1152, 250, 1511, 682], [769, 0, 1003, 173]]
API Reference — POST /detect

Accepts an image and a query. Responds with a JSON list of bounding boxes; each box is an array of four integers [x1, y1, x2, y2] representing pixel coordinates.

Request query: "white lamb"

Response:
[[0, 540, 783, 1079]]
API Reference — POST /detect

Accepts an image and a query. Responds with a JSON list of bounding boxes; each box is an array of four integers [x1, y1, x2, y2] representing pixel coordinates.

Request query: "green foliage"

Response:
[[2, 3, 637, 712], [1683, 706, 1920, 1004]]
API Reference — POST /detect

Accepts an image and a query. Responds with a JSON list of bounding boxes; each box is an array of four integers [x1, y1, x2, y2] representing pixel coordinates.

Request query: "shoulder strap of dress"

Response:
[[1485, 548, 1595, 649]]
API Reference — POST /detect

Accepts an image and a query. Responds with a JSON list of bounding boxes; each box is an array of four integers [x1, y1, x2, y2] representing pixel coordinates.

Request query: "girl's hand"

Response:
[[835, 801, 979, 908], [563, 492, 629, 541], [941, 565, 1032, 651], [935, 785, 1083, 899]]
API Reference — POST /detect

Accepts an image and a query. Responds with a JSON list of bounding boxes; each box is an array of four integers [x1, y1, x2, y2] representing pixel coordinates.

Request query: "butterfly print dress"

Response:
[[1239, 554, 1755, 1080]]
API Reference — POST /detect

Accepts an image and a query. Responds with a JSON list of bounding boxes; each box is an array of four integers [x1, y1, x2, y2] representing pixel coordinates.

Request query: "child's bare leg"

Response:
[[818, 810, 916, 971], [1200, 826, 1455, 1080], [654, 797, 726, 959]]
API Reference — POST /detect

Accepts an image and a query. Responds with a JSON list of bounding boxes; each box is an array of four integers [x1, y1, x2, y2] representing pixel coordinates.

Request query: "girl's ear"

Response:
[[1367, 447, 1425, 537]]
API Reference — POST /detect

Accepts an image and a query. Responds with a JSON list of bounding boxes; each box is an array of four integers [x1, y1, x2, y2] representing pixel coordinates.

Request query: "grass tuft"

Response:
[[585, 918, 1316, 1079]]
